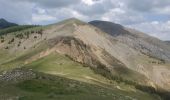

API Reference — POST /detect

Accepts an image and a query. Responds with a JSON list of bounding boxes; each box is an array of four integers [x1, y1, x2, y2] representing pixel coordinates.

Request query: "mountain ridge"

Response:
[[0, 18, 18, 29], [0, 18, 170, 99], [89, 20, 170, 62]]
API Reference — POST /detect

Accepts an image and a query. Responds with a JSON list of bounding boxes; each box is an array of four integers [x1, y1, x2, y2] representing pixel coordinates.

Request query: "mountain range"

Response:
[[0, 18, 170, 100]]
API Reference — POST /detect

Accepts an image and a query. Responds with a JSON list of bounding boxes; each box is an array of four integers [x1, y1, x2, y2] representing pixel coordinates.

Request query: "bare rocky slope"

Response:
[[89, 20, 170, 91], [89, 21, 170, 62], [0, 18, 170, 99]]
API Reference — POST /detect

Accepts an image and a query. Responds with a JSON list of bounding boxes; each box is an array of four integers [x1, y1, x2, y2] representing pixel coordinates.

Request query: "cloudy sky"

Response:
[[0, 0, 170, 40]]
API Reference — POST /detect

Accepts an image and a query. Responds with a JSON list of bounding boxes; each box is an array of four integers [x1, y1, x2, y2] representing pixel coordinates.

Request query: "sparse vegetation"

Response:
[[34, 36, 37, 39], [0, 36, 4, 39], [0, 68, 159, 100], [37, 29, 43, 36], [1, 39, 4, 43], [0, 36, 5, 43], [18, 41, 21, 47], [5, 46, 9, 49], [15, 33, 24, 39], [0, 25, 38, 35], [8, 38, 15, 44], [24, 31, 30, 39]]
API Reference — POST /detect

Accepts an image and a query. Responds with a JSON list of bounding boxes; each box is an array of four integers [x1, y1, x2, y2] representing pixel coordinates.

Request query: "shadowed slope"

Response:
[[0, 18, 18, 29]]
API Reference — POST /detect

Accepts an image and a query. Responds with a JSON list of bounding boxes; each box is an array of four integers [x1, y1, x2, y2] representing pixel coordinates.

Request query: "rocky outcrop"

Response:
[[0, 68, 36, 83]]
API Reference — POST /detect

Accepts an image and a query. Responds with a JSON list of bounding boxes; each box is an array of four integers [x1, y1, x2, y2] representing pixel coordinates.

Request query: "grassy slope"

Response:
[[0, 25, 44, 64], [25, 53, 109, 83], [22, 52, 159, 100], [0, 71, 150, 100], [0, 40, 48, 72], [0, 40, 160, 100]]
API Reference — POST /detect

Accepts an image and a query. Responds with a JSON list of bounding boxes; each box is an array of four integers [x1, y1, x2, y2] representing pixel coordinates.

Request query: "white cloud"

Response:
[[127, 21, 170, 40], [35, 7, 46, 14], [71, 11, 88, 20], [0, 0, 33, 24], [154, 6, 170, 14], [82, 0, 95, 5], [32, 14, 56, 24], [0, 0, 170, 40], [101, 16, 111, 21]]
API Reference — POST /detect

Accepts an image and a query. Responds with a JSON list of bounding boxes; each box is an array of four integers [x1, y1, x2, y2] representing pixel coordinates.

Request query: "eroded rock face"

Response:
[[46, 36, 150, 85], [0, 68, 36, 83], [89, 20, 170, 91], [48, 36, 100, 68]]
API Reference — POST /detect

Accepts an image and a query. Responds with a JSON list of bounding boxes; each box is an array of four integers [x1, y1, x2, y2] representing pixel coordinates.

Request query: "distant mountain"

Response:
[[89, 20, 129, 36], [0, 18, 18, 29], [165, 41, 170, 45], [89, 20, 170, 62]]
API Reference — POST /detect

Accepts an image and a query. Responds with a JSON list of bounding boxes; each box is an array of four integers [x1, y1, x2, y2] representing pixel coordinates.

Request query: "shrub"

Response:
[[5, 46, 8, 49], [8, 38, 15, 44], [34, 36, 37, 39], [38, 29, 43, 36], [1, 39, 4, 43], [0, 36, 4, 39], [11, 38, 14, 42], [24, 31, 30, 39], [31, 30, 34, 34], [15, 33, 24, 39], [18, 41, 21, 47]]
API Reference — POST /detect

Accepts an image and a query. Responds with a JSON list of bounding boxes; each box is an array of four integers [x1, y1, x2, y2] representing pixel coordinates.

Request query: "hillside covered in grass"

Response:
[[0, 68, 160, 100]]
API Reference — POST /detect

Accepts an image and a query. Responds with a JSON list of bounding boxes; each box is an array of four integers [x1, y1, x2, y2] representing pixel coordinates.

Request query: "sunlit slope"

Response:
[[0, 18, 170, 99]]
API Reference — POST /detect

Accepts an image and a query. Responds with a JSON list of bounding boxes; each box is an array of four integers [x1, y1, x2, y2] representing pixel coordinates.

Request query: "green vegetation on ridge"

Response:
[[0, 25, 39, 35]]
